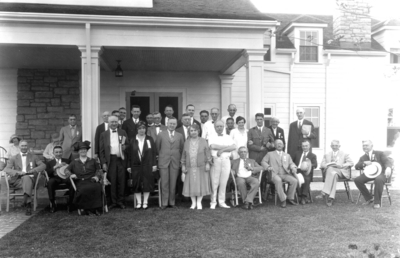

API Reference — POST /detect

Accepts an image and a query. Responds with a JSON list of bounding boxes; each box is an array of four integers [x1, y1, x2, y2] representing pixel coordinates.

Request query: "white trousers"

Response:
[[210, 156, 231, 205]]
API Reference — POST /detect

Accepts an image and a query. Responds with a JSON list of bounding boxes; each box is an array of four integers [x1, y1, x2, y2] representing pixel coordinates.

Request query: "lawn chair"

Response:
[[0, 171, 42, 212], [321, 166, 353, 202], [43, 170, 70, 211], [356, 166, 394, 206], [0, 146, 7, 163], [133, 178, 162, 208], [229, 170, 264, 207]]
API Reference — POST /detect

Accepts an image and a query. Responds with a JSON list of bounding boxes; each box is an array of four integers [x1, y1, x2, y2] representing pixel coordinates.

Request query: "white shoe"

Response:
[[219, 203, 230, 209], [210, 203, 216, 209], [197, 203, 202, 210], [190, 204, 196, 209]]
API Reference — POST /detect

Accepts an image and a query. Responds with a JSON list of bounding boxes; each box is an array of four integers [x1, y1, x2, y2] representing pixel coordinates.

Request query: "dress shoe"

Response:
[[219, 203, 230, 209], [287, 199, 298, 206], [169, 205, 178, 209], [326, 199, 333, 207], [197, 203, 202, 210], [249, 203, 254, 210], [210, 203, 216, 209], [160, 206, 167, 210], [190, 203, 196, 209], [25, 203, 32, 216], [300, 198, 306, 205], [362, 198, 374, 205], [135, 204, 142, 210], [373, 204, 381, 209], [94, 209, 101, 216], [108, 204, 117, 210], [280, 200, 287, 208], [142, 204, 148, 210], [50, 206, 56, 213], [241, 202, 249, 210]]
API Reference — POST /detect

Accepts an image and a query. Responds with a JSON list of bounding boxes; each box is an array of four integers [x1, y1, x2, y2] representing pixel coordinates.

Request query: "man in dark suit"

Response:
[[247, 113, 274, 164], [293, 140, 318, 204], [94, 111, 110, 157], [45, 145, 72, 213], [354, 140, 392, 209], [287, 108, 316, 160], [3, 140, 46, 215], [146, 113, 154, 128], [162, 105, 176, 126], [156, 118, 184, 209], [147, 112, 167, 141], [268, 117, 286, 152], [177, 104, 202, 135], [58, 114, 82, 160], [231, 147, 263, 210], [100, 115, 128, 209], [122, 105, 142, 141]]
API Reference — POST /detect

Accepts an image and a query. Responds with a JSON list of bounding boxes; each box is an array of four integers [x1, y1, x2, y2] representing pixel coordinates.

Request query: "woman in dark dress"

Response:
[[127, 121, 157, 210], [66, 141, 103, 216]]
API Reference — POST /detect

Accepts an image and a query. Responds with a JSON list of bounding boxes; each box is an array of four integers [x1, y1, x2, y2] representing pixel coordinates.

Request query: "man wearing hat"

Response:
[[354, 140, 391, 209], [3, 140, 46, 215], [293, 140, 318, 205], [45, 145, 72, 213], [262, 139, 298, 208], [43, 133, 62, 161], [58, 114, 82, 160]]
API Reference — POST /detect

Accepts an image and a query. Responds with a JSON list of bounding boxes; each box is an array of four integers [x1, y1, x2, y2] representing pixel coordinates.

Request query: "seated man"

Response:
[[320, 140, 354, 206], [262, 139, 298, 208], [231, 146, 263, 210], [354, 140, 391, 209], [3, 140, 46, 215], [45, 145, 73, 213]]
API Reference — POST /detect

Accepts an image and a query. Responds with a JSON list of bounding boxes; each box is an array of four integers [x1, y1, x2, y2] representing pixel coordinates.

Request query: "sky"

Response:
[[251, 0, 400, 20]]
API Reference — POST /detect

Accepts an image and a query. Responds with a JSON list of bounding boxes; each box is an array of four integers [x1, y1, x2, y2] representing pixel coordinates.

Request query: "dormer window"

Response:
[[299, 31, 318, 62]]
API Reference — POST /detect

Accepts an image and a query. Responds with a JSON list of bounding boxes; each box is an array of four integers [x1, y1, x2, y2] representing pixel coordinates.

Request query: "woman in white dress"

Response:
[[229, 116, 248, 159], [6, 134, 21, 159]]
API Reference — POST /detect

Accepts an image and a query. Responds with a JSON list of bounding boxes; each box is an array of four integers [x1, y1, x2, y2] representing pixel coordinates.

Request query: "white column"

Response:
[[219, 75, 235, 116], [245, 49, 267, 128], [79, 46, 102, 157]]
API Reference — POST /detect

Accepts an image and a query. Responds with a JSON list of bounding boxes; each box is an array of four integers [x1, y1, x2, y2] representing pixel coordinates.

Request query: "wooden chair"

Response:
[[262, 170, 299, 205], [133, 178, 162, 208], [322, 166, 353, 202], [0, 171, 42, 212], [43, 170, 70, 211], [229, 170, 264, 207], [356, 166, 394, 206]]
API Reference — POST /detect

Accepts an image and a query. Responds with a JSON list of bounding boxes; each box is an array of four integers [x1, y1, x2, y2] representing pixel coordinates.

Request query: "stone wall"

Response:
[[16, 69, 81, 149]]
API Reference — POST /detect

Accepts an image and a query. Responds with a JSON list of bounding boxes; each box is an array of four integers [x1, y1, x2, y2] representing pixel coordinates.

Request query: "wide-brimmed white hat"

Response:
[[57, 165, 69, 179], [300, 159, 312, 176], [294, 173, 305, 187], [363, 162, 382, 179]]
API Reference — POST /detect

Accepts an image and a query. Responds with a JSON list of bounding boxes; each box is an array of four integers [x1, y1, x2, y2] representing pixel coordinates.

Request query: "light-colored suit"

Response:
[[147, 124, 167, 142], [261, 151, 298, 202], [231, 158, 262, 204], [156, 130, 184, 206], [59, 125, 82, 159], [321, 150, 354, 199]]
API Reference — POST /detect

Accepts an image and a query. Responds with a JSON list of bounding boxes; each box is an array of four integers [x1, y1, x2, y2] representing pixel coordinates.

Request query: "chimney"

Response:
[[333, 0, 372, 49]]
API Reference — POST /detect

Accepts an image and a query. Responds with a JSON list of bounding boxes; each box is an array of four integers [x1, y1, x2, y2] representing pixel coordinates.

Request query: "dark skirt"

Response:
[[130, 164, 155, 193], [73, 180, 103, 209]]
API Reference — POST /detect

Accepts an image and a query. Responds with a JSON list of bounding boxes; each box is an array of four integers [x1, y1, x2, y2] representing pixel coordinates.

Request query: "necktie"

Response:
[[302, 152, 307, 161], [169, 131, 174, 141], [366, 152, 370, 160], [57, 159, 61, 164], [71, 126, 75, 136]]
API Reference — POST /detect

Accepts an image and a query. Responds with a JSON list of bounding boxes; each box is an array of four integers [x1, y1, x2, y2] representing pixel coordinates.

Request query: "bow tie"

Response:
[[112, 130, 117, 133], [22, 153, 27, 157], [155, 124, 161, 127], [218, 134, 223, 137]]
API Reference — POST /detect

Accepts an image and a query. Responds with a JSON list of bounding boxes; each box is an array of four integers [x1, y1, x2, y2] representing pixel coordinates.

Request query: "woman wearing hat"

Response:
[[127, 121, 157, 210], [6, 134, 21, 159], [65, 141, 104, 216]]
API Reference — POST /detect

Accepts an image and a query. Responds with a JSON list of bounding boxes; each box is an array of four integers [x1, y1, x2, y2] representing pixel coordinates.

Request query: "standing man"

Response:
[[178, 104, 202, 135], [262, 139, 298, 208], [122, 105, 142, 140], [58, 114, 82, 160], [94, 111, 110, 158], [45, 146, 72, 213], [320, 140, 354, 206], [100, 115, 128, 209], [208, 120, 236, 209], [43, 133, 62, 161], [199, 110, 209, 132], [354, 140, 391, 209], [287, 108, 316, 160], [146, 113, 154, 128], [293, 140, 318, 205], [176, 113, 191, 201], [118, 107, 127, 125], [156, 118, 184, 209], [247, 113, 274, 164], [221, 104, 238, 128], [202, 108, 224, 140], [162, 105, 176, 126], [268, 117, 286, 152], [147, 112, 167, 141], [4, 140, 46, 215], [225, 118, 235, 135]]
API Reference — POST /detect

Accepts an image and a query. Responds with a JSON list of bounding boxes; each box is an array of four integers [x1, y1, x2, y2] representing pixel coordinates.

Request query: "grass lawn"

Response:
[[0, 191, 399, 258]]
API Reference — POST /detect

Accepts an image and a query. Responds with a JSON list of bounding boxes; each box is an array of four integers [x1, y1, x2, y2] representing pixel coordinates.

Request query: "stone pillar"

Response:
[[79, 46, 102, 157], [245, 49, 266, 128], [219, 75, 235, 116]]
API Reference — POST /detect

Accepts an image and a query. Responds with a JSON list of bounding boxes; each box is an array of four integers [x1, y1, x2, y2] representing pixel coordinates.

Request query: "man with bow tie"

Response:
[[58, 114, 82, 160], [122, 105, 143, 141], [231, 147, 263, 210], [147, 112, 167, 141], [94, 111, 110, 158], [100, 115, 128, 209], [202, 108, 225, 140], [45, 145, 72, 213], [354, 140, 391, 209], [4, 140, 45, 215], [320, 140, 354, 206], [156, 118, 184, 209], [262, 139, 298, 208]]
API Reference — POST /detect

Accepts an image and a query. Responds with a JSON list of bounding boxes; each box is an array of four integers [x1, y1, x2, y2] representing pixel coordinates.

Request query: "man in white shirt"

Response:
[[162, 105, 176, 126], [122, 105, 143, 140], [221, 104, 238, 128], [202, 108, 225, 140], [208, 120, 236, 209]]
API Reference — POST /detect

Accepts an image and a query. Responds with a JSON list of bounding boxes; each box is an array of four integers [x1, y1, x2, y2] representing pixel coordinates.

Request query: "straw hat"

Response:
[[57, 165, 69, 179], [294, 173, 305, 187], [300, 159, 312, 176], [363, 162, 382, 179], [9, 134, 21, 143]]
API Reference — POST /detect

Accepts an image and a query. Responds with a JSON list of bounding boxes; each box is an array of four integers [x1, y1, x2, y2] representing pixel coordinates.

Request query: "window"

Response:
[[390, 48, 399, 64], [263, 104, 275, 127], [300, 106, 320, 148], [299, 31, 318, 62], [264, 44, 271, 61]]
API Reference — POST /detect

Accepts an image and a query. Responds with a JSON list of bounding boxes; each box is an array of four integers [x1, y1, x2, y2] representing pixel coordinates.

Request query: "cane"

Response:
[[96, 157, 108, 214]]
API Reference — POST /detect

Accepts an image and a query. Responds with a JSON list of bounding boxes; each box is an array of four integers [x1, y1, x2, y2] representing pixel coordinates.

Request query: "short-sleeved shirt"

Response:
[[208, 134, 234, 158]]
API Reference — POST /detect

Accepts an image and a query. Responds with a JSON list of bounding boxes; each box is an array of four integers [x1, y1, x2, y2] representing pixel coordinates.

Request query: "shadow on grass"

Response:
[[0, 190, 399, 258]]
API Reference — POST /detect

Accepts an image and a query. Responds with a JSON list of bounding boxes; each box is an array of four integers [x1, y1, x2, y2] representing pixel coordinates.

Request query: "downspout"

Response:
[[325, 53, 331, 154]]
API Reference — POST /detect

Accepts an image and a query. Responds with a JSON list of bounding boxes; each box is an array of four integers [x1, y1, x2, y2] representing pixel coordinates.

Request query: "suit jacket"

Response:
[[122, 118, 143, 141], [177, 118, 202, 136], [355, 150, 390, 173], [268, 126, 286, 152], [46, 158, 70, 178], [261, 151, 297, 178], [147, 124, 167, 142], [293, 151, 318, 181], [320, 150, 354, 179], [127, 135, 157, 168], [161, 116, 177, 126], [4, 153, 46, 184], [176, 126, 190, 141], [231, 158, 263, 178], [247, 126, 274, 164], [59, 125, 82, 159], [99, 128, 128, 167], [287, 119, 316, 159], [156, 130, 184, 170], [94, 123, 107, 155]]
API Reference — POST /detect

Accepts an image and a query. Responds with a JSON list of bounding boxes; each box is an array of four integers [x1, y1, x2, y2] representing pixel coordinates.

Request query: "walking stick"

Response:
[[96, 157, 108, 214]]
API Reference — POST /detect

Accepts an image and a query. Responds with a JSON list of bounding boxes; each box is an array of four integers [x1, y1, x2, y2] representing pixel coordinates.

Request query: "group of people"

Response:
[[0, 103, 393, 216]]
